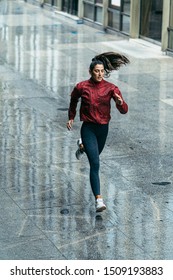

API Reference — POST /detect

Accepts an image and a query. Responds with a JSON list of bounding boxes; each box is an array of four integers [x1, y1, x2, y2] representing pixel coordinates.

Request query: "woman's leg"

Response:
[[96, 124, 109, 155], [81, 122, 108, 197]]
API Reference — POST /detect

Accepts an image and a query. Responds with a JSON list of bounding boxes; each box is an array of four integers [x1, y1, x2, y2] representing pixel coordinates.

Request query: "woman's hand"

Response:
[[115, 93, 123, 105], [67, 119, 74, 130]]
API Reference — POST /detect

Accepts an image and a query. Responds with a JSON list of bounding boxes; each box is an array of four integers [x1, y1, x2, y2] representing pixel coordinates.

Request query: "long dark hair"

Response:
[[90, 51, 130, 77]]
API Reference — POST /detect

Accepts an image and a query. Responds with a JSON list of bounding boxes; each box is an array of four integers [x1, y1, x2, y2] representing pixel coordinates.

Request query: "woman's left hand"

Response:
[[115, 94, 123, 105]]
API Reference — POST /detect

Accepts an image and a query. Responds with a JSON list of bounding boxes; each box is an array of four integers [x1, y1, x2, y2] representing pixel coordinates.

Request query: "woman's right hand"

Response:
[[66, 119, 74, 130]]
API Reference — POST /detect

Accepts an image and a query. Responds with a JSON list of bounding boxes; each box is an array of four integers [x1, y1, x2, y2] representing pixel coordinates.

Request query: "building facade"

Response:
[[28, 0, 173, 53]]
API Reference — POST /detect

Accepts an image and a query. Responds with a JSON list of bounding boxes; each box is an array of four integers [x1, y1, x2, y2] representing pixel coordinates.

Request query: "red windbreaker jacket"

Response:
[[68, 78, 128, 124]]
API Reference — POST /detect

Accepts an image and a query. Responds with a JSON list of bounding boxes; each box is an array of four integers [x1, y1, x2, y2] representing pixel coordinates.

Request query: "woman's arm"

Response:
[[67, 84, 81, 129]]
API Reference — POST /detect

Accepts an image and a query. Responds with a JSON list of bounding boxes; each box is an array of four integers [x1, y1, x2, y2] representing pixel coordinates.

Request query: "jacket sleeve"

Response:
[[112, 86, 128, 114], [68, 84, 81, 120]]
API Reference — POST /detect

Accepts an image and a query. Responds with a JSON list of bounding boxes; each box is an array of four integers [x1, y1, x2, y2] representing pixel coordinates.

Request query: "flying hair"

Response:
[[91, 52, 130, 77]]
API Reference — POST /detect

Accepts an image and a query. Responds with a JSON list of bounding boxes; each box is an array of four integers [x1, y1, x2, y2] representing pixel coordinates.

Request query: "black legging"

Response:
[[81, 122, 109, 197]]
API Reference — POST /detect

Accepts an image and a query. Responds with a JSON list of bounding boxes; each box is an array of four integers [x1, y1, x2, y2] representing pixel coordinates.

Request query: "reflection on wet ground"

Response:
[[0, 0, 173, 260]]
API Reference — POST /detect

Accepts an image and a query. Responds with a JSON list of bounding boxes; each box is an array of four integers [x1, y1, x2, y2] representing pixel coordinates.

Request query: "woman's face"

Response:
[[90, 64, 104, 82]]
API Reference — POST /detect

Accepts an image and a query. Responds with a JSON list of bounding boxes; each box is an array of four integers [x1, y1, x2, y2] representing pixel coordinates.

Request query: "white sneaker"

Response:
[[75, 138, 84, 160], [77, 138, 83, 147], [95, 198, 106, 212]]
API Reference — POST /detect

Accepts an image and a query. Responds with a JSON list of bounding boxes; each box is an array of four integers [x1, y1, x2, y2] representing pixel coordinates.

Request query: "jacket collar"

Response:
[[89, 78, 104, 87]]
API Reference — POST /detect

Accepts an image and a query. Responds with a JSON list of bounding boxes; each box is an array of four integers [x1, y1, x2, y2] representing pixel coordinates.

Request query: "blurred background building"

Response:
[[25, 0, 173, 55]]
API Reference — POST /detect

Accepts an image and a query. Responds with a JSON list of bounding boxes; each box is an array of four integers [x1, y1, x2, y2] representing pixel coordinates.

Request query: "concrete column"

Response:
[[102, 0, 108, 29], [38, 0, 62, 9], [78, 0, 84, 18], [161, 0, 170, 51], [39, 0, 44, 7], [56, 0, 62, 10], [129, 0, 140, 38]]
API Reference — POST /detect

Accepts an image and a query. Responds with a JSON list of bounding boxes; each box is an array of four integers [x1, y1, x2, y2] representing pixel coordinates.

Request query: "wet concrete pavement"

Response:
[[0, 0, 173, 260]]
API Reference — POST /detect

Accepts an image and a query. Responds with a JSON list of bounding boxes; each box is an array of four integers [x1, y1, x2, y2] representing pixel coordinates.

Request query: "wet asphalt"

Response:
[[0, 0, 173, 260]]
